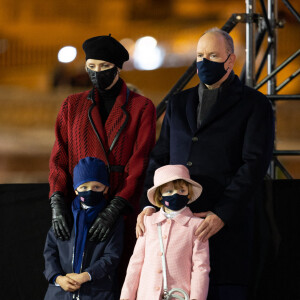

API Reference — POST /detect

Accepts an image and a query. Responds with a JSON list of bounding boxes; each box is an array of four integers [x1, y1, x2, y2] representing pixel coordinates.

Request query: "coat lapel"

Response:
[[151, 210, 167, 224], [105, 82, 129, 152], [185, 86, 199, 134], [87, 89, 109, 153], [151, 207, 193, 226], [87, 83, 130, 154], [197, 76, 244, 131], [172, 207, 194, 226]]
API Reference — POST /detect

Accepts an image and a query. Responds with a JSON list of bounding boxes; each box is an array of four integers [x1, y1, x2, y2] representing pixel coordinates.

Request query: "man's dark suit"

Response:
[[142, 75, 274, 285]]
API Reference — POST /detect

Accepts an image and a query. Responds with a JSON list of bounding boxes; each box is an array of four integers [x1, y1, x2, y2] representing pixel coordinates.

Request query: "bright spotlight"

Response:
[[58, 46, 77, 63], [133, 36, 165, 70], [136, 36, 157, 49]]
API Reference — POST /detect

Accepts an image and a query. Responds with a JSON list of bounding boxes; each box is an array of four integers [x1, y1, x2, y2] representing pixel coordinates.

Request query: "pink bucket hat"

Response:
[[147, 165, 203, 206]]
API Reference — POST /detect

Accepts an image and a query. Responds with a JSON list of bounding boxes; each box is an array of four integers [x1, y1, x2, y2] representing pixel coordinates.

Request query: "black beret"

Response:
[[82, 34, 129, 68]]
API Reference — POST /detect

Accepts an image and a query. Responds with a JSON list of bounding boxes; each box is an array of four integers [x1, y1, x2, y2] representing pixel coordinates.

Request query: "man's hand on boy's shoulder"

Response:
[[66, 272, 91, 285], [194, 211, 225, 242], [136, 207, 156, 238], [56, 275, 80, 292]]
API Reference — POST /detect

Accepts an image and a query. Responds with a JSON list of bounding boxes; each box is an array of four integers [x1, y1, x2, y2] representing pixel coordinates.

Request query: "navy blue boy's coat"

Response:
[[43, 218, 124, 300], [143, 75, 274, 285]]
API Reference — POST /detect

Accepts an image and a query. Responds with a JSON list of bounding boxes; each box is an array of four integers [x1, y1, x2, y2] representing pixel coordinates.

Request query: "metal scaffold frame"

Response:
[[156, 0, 300, 179]]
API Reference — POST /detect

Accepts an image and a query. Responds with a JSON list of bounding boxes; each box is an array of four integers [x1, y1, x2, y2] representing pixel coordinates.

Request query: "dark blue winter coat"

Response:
[[43, 217, 124, 300], [142, 75, 274, 285]]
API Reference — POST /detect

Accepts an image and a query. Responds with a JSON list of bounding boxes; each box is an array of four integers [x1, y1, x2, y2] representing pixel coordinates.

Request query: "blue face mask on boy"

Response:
[[197, 54, 231, 85], [161, 194, 189, 211], [77, 190, 106, 208]]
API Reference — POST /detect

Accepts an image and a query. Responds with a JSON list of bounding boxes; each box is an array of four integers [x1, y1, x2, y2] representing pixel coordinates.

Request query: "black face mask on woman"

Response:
[[87, 66, 118, 91], [161, 194, 189, 211], [197, 54, 231, 85]]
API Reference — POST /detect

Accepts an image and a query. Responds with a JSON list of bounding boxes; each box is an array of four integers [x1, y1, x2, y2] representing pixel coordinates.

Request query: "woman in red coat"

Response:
[[48, 34, 156, 285]]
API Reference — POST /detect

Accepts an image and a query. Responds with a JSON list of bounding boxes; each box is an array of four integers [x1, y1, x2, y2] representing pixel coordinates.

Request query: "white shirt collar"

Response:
[[160, 206, 186, 219]]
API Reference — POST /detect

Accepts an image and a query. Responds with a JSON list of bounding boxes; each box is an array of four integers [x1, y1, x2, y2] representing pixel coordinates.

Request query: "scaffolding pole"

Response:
[[267, 0, 278, 95], [245, 0, 256, 87]]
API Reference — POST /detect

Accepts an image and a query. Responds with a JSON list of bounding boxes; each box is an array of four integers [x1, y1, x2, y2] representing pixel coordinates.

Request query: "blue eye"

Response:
[[162, 190, 172, 195]]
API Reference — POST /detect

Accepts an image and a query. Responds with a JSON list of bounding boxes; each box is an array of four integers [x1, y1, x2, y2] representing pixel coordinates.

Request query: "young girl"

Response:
[[120, 164, 210, 300]]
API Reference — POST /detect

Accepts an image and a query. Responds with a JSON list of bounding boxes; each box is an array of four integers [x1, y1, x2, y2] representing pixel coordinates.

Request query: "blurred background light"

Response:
[[133, 36, 165, 70], [120, 38, 135, 53], [57, 46, 77, 63]]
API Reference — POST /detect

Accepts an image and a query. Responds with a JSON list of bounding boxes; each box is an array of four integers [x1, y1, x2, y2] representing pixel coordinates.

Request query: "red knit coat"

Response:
[[49, 81, 156, 214]]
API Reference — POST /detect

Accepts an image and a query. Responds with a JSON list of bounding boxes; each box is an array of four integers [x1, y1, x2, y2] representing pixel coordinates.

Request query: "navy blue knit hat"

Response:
[[73, 157, 109, 190], [82, 34, 129, 68]]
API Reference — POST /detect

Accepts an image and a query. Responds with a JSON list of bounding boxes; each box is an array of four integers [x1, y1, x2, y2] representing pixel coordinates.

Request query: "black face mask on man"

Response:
[[197, 54, 231, 85], [87, 66, 118, 91]]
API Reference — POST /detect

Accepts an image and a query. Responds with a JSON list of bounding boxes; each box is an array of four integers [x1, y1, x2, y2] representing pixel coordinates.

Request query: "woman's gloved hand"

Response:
[[50, 192, 72, 240], [89, 196, 129, 242]]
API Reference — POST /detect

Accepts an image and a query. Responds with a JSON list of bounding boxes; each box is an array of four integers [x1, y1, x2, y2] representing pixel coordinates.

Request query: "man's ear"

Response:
[[229, 53, 236, 68], [75, 190, 78, 195]]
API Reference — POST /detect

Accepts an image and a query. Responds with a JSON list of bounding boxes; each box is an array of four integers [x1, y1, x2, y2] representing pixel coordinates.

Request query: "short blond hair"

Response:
[[153, 179, 194, 208]]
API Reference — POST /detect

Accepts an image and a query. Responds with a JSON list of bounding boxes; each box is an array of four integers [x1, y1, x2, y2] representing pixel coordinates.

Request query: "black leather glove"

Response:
[[88, 196, 129, 242], [50, 192, 72, 241]]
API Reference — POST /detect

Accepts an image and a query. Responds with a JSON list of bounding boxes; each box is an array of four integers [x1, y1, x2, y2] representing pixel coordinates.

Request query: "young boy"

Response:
[[44, 157, 124, 300]]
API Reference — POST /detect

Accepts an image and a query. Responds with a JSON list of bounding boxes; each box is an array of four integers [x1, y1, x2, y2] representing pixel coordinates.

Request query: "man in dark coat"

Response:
[[137, 28, 274, 300]]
